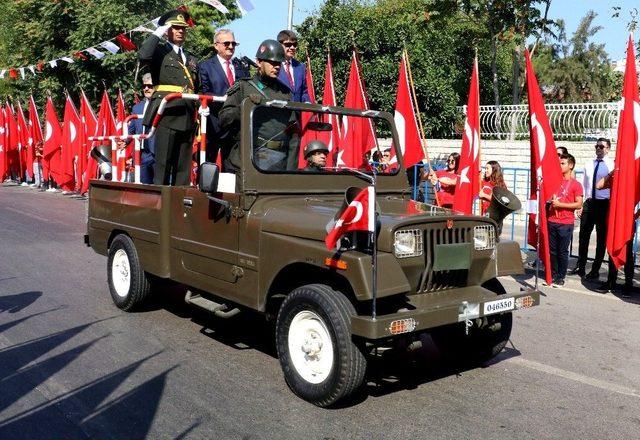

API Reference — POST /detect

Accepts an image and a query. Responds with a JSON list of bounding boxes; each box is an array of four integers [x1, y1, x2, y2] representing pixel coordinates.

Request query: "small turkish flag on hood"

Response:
[[325, 186, 376, 250]]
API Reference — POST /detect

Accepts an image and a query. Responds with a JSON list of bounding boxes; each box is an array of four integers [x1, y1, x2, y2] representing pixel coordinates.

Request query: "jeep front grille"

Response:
[[417, 225, 472, 292]]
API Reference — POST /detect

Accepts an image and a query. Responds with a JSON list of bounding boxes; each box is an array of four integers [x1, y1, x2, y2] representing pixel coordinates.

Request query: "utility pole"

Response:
[[287, 0, 294, 30]]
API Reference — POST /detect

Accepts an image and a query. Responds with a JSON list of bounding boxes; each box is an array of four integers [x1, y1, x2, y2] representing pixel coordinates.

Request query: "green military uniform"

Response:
[[218, 74, 293, 173], [139, 11, 199, 186]]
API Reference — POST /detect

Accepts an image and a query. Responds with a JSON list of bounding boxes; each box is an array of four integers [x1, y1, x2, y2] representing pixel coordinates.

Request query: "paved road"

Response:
[[1, 184, 639, 440]]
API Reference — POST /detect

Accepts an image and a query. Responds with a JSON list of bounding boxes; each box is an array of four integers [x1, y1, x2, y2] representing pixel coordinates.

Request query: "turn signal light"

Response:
[[388, 318, 417, 335], [324, 258, 348, 270], [515, 295, 535, 309]]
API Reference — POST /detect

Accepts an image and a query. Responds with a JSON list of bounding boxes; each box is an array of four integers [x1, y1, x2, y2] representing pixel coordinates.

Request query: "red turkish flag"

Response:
[[28, 95, 43, 173], [115, 34, 137, 52], [16, 102, 31, 178], [325, 186, 376, 249], [338, 51, 376, 169], [298, 52, 319, 168], [60, 95, 80, 191], [42, 96, 63, 182], [115, 89, 128, 134], [453, 57, 481, 214], [77, 91, 98, 191], [81, 90, 116, 193], [0, 106, 6, 180], [320, 52, 341, 167], [524, 49, 563, 285], [392, 51, 423, 169], [607, 35, 640, 269], [5, 103, 20, 177]]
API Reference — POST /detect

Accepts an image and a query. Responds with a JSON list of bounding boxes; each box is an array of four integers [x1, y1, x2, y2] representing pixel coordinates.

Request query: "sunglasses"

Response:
[[142, 84, 154, 89], [595, 144, 606, 149], [283, 42, 298, 48], [447, 159, 456, 163], [218, 41, 239, 47]]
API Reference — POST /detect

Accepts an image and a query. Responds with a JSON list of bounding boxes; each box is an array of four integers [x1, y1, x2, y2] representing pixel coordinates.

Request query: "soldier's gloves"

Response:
[[249, 94, 263, 105], [198, 106, 210, 118], [153, 24, 171, 38]]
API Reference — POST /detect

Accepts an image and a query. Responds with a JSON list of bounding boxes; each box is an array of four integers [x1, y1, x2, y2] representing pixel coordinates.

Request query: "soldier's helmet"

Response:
[[255, 39, 285, 63], [304, 140, 329, 158]]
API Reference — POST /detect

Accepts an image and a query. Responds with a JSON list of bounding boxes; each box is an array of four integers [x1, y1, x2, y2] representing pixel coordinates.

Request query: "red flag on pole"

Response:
[[453, 56, 481, 214], [115, 89, 127, 134], [60, 95, 80, 191], [16, 102, 31, 180], [0, 106, 6, 181], [42, 96, 63, 182], [524, 49, 564, 286], [29, 95, 44, 179], [338, 51, 376, 168], [81, 90, 116, 193], [78, 91, 98, 191], [606, 34, 640, 269], [325, 186, 375, 249], [298, 52, 319, 168], [5, 103, 20, 179], [393, 51, 423, 169], [321, 53, 341, 168]]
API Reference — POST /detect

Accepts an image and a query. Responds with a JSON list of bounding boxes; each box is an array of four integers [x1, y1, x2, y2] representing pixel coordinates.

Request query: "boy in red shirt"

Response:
[[547, 154, 584, 286]]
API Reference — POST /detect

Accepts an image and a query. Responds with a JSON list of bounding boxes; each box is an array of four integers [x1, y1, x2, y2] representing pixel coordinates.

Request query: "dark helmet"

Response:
[[255, 39, 285, 63], [304, 140, 329, 158]]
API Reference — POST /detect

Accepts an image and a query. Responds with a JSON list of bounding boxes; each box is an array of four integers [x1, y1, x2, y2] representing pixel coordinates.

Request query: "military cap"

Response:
[[158, 10, 191, 27], [304, 140, 329, 158], [255, 39, 285, 63]]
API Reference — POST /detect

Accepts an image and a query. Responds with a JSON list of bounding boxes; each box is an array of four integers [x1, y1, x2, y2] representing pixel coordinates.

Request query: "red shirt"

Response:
[[435, 170, 457, 207], [547, 178, 583, 225], [480, 180, 495, 214]]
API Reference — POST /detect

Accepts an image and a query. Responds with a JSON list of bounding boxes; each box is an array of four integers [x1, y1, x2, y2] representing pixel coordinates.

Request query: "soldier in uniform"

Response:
[[302, 140, 329, 172], [219, 39, 294, 173], [139, 9, 199, 186]]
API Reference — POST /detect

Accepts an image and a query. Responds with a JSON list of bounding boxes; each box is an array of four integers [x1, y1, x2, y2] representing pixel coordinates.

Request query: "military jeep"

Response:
[[85, 99, 539, 407]]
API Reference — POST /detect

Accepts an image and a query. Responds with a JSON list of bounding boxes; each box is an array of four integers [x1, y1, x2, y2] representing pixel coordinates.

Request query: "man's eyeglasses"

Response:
[[283, 42, 298, 48], [142, 84, 154, 89], [217, 41, 239, 47]]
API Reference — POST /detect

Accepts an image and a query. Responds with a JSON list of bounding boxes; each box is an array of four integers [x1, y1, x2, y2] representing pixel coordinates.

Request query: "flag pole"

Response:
[[370, 171, 378, 320], [404, 48, 441, 207]]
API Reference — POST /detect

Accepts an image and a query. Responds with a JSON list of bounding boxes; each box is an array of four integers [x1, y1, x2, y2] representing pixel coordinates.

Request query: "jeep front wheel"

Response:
[[107, 234, 151, 311], [275, 284, 366, 407]]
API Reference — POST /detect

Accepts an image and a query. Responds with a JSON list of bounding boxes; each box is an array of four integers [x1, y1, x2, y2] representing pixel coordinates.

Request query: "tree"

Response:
[[0, 0, 239, 110], [297, 0, 514, 138]]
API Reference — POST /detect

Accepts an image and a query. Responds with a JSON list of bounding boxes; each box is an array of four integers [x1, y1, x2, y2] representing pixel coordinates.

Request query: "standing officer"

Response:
[[139, 9, 199, 186], [276, 30, 309, 103], [198, 29, 249, 163], [219, 39, 293, 173], [571, 138, 614, 279]]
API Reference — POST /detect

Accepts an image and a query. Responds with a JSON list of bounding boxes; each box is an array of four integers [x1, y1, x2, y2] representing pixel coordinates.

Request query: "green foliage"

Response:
[[0, 0, 239, 111], [533, 11, 621, 103], [298, 0, 514, 137]]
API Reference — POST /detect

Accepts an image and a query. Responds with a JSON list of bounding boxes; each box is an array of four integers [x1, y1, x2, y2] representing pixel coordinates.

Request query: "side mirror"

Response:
[[199, 162, 219, 193]]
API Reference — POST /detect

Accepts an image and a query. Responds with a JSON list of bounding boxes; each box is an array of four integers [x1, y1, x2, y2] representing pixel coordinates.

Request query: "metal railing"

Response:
[[454, 102, 621, 141]]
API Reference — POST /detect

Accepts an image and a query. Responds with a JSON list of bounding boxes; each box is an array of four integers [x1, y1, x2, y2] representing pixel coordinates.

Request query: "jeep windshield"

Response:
[[250, 104, 401, 175]]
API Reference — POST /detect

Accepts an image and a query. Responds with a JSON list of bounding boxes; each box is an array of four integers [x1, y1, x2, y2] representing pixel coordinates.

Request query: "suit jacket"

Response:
[[129, 100, 156, 155], [198, 56, 250, 139], [138, 34, 199, 131], [278, 57, 310, 103]]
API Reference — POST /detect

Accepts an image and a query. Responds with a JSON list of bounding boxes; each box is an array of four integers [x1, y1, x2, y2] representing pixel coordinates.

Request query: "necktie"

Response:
[[285, 61, 294, 88], [225, 60, 234, 86], [592, 159, 602, 199], [178, 47, 185, 64]]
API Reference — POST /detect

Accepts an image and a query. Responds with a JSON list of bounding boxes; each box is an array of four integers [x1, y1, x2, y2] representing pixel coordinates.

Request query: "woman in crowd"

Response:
[[426, 152, 460, 209], [479, 160, 507, 214]]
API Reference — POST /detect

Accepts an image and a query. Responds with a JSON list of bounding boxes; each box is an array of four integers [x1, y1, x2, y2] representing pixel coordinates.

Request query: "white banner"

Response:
[[200, 0, 230, 14]]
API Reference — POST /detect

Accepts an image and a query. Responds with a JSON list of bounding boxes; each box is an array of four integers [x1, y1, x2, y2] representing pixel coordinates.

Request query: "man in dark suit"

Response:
[[128, 73, 156, 184], [276, 30, 310, 103], [139, 9, 199, 186], [198, 29, 249, 163]]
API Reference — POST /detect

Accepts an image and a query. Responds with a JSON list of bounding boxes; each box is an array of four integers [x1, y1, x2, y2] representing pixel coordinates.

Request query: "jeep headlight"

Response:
[[474, 225, 496, 250], [394, 229, 423, 258]]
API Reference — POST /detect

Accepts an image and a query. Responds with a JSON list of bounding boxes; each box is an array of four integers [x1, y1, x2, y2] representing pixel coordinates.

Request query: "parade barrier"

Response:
[[88, 93, 226, 183]]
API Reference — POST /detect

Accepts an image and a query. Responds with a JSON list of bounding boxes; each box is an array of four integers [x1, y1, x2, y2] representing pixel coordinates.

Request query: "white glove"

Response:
[[153, 24, 171, 38], [198, 106, 210, 117]]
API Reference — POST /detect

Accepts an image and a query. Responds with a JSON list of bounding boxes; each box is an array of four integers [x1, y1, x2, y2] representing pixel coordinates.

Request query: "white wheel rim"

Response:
[[112, 249, 131, 298], [288, 310, 334, 384]]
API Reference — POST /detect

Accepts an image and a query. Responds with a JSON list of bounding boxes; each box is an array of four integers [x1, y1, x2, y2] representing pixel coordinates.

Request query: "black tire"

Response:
[[430, 278, 512, 365], [107, 234, 151, 311], [275, 284, 366, 407]]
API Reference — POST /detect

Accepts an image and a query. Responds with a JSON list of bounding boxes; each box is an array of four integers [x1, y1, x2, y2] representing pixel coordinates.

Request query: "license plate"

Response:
[[483, 297, 514, 315]]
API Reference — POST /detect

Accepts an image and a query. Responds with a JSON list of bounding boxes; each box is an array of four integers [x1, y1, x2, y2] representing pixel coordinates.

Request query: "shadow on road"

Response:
[[0, 291, 42, 314]]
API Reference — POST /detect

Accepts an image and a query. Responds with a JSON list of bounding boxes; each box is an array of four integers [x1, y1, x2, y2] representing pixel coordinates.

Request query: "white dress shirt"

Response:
[[169, 43, 186, 64], [581, 156, 614, 200], [217, 55, 235, 82]]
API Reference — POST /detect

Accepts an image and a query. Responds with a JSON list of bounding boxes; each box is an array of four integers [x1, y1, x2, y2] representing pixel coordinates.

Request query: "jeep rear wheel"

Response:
[[107, 234, 151, 311], [275, 284, 366, 407]]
